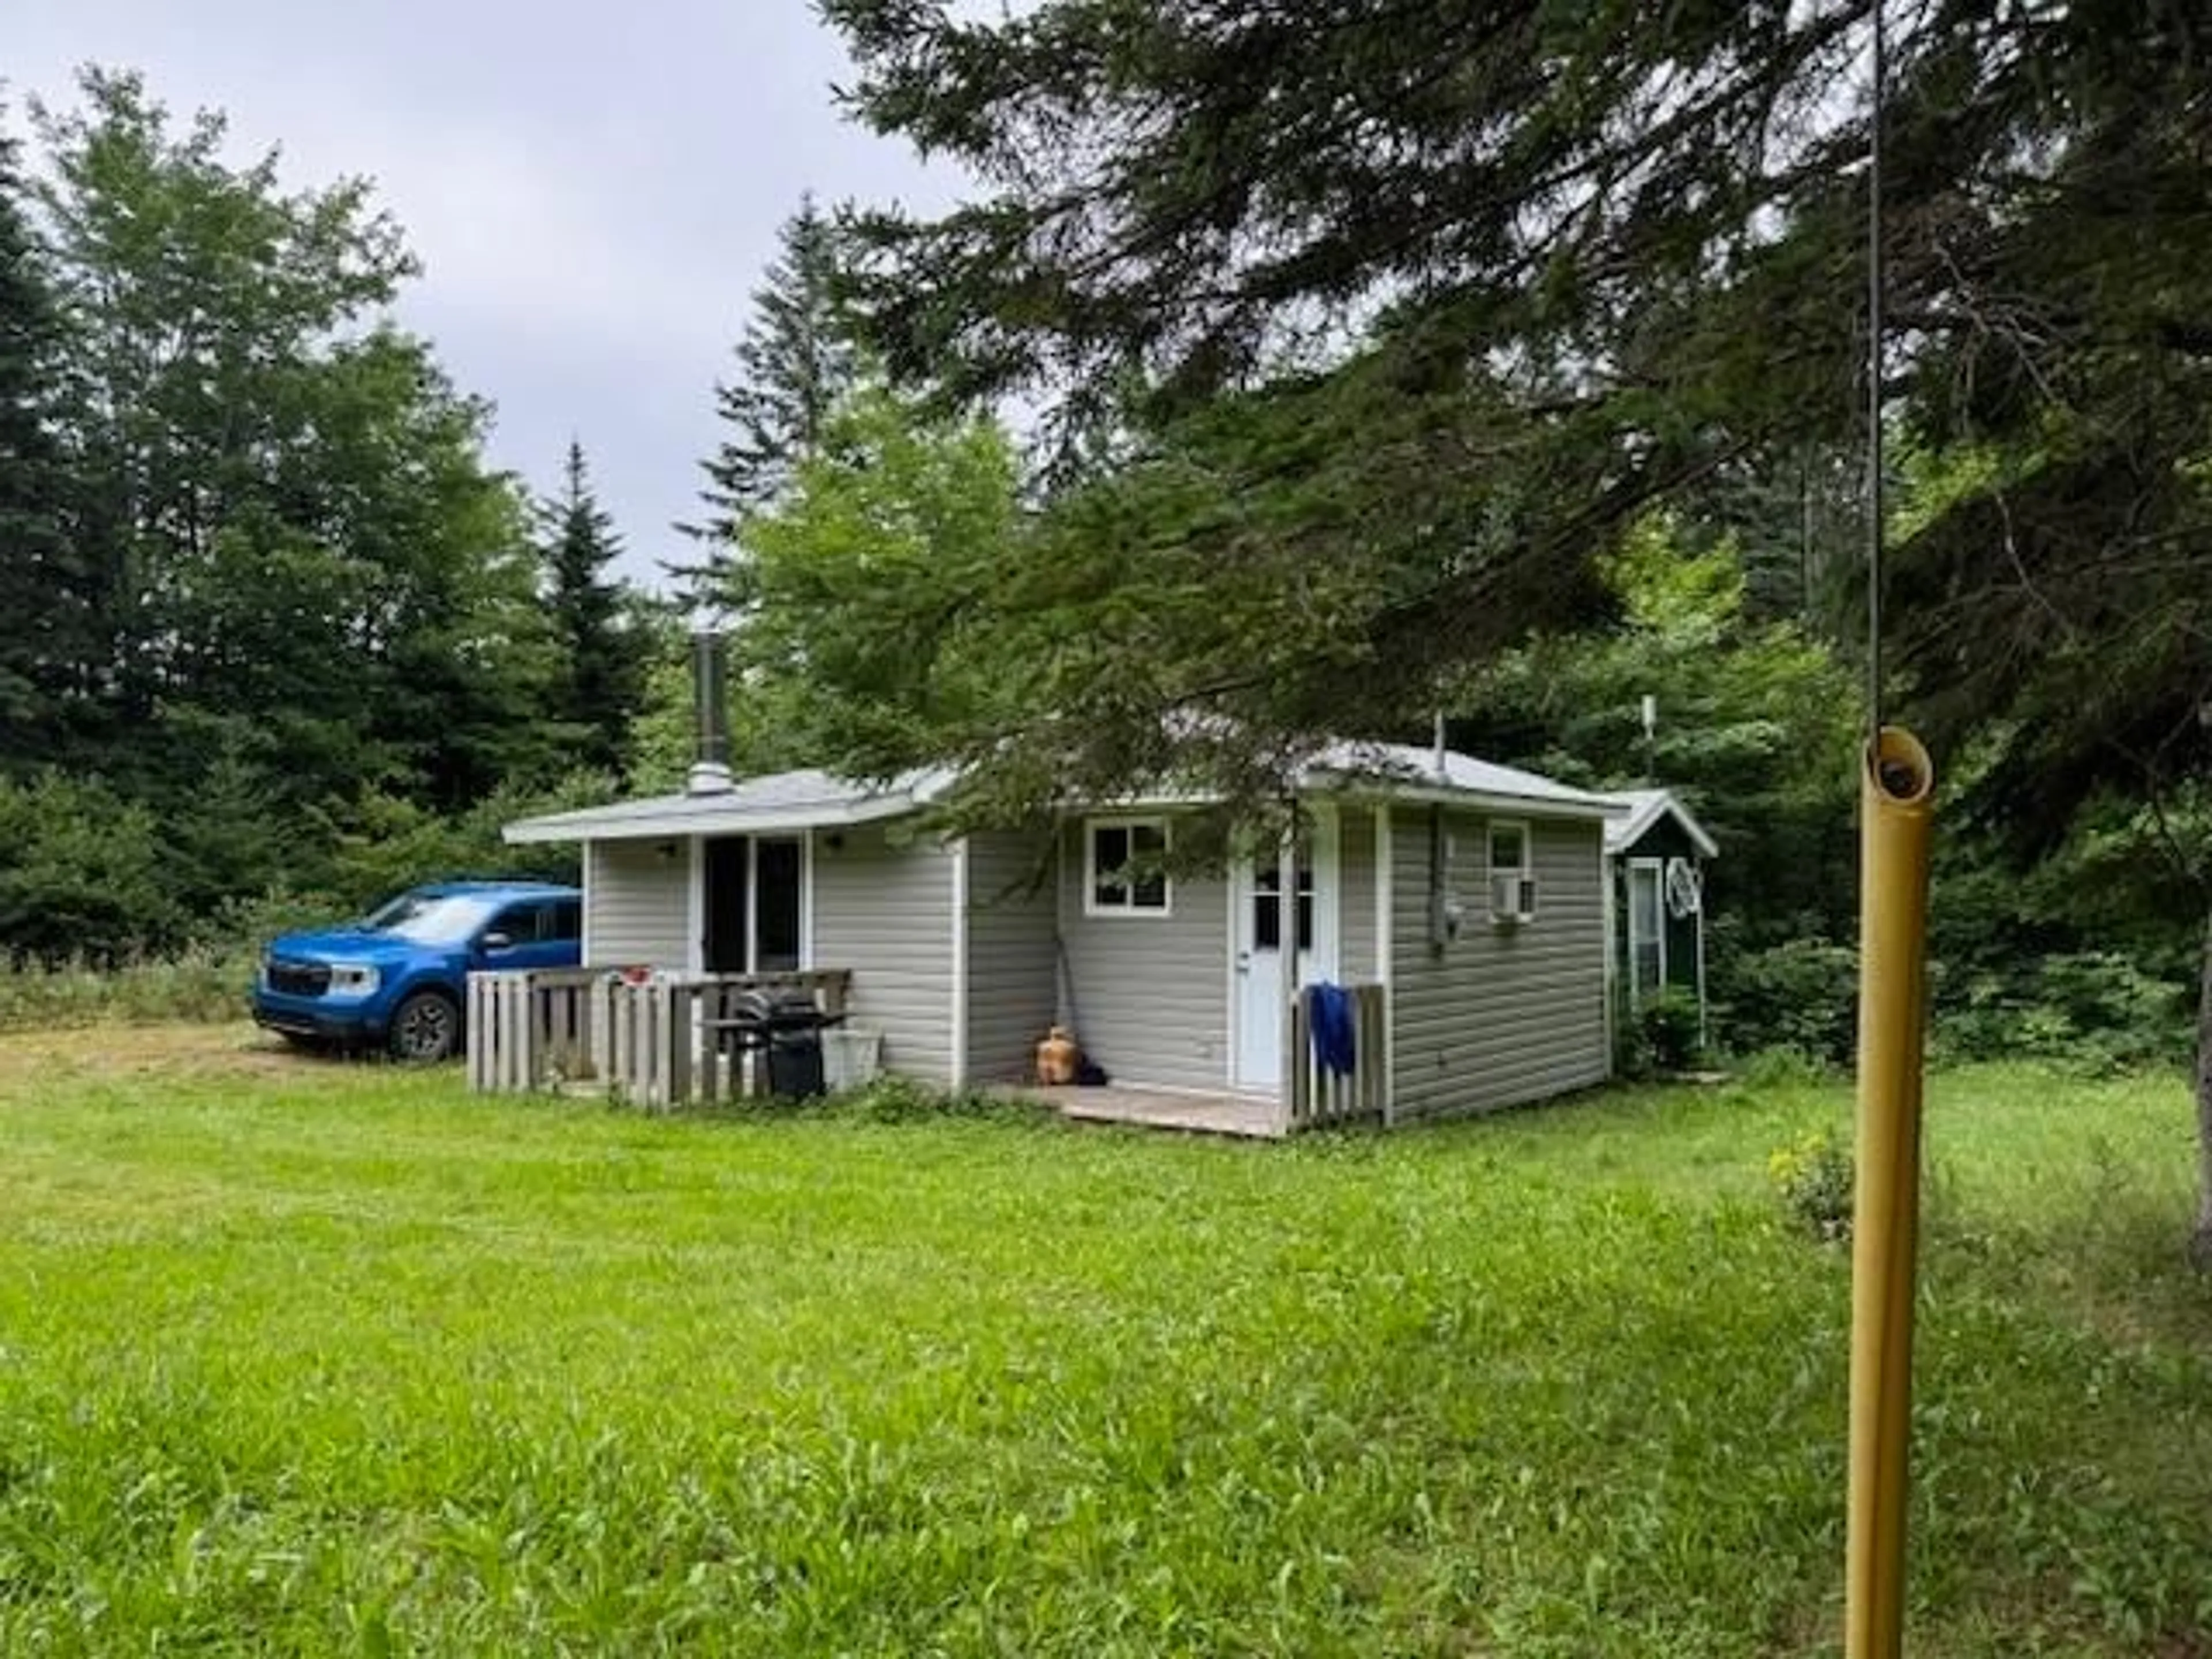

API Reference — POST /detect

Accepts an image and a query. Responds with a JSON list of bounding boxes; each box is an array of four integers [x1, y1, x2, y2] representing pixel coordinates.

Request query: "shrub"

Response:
[[0, 774, 181, 966], [1712, 936, 1859, 1065], [1933, 951, 2190, 1075], [1637, 987, 1705, 1073], [1768, 1128, 1855, 1243], [1616, 986, 1706, 1078], [209, 882, 359, 946]]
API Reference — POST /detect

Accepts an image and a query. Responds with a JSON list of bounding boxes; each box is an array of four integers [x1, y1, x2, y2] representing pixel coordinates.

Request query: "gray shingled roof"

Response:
[[504, 746, 1617, 844], [503, 768, 951, 844], [1308, 740, 1617, 810]]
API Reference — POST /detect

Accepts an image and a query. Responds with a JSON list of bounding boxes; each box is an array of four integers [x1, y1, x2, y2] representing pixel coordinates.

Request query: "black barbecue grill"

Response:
[[704, 987, 846, 1099]]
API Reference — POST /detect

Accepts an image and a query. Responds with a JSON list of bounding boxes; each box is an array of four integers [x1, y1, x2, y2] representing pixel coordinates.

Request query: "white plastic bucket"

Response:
[[821, 1027, 884, 1092]]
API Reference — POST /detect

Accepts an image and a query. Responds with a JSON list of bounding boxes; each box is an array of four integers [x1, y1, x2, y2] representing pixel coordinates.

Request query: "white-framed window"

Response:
[[1627, 857, 1665, 1002], [1086, 817, 1171, 916], [1487, 819, 1539, 922]]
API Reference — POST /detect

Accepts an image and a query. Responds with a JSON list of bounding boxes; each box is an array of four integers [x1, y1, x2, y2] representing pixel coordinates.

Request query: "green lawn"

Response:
[[1, 1028, 2207, 1657]]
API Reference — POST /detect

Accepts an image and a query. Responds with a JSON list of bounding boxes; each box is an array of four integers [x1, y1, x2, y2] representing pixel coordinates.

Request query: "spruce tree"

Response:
[[820, 0, 2212, 1260], [683, 195, 857, 558], [0, 120, 86, 768], [540, 440, 640, 778]]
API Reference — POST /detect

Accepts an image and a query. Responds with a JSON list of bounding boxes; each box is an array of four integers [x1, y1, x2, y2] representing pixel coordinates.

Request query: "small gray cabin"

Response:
[[499, 743, 1623, 1128]]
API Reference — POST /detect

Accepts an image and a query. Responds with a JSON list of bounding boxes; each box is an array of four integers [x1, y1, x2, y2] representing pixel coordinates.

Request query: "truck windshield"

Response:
[[361, 892, 500, 946]]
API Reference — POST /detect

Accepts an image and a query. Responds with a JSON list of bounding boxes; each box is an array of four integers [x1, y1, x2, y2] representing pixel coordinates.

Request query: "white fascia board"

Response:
[[1605, 794, 1720, 859], [1665, 802, 1721, 859], [504, 794, 919, 845]]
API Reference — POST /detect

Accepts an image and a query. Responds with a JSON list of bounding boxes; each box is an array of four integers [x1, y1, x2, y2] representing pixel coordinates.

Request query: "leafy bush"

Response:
[[310, 775, 596, 915], [0, 774, 182, 967], [209, 884, 359, 949], [1637, 987, 1705, 1073], [1934, 951, 2190, 1075], [1616, 986, 1706, 1077], [1768, 1129, 1854, 1243], [1712, 936, 1859, 1065]]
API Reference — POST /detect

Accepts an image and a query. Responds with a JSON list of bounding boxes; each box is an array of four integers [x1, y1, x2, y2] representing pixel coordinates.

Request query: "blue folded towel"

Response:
[[1307, 982, 1357, 1077]]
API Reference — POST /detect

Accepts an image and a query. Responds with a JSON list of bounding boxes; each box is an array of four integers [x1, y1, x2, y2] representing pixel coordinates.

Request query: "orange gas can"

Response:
[[1036, 1025, 1078, 1085]]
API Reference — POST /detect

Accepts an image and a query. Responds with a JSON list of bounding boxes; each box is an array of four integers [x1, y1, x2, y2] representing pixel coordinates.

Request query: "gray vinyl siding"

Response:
[[963, 828, 1060, 1084], [1056, 817, 1229, 1092], [1389, 810, 1609, 1120], [812, 823, 957, 1086], [1338, 806, 1378, 982], [584, 840, 689, 968]]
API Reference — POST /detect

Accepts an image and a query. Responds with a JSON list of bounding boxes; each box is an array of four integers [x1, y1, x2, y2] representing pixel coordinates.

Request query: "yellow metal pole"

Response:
[[1845, 726, 1936, 1658]]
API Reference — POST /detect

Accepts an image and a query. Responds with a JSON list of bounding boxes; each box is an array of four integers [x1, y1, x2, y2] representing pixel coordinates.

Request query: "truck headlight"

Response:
[[328, 963, 381, 996]]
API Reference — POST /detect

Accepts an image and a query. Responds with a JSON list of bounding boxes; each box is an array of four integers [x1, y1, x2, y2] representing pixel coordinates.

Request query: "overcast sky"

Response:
[[3, 0, 956, 586]]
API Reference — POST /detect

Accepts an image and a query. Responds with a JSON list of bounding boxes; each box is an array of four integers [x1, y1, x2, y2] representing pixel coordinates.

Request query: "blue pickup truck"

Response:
[[252, 880, 582, 1062]]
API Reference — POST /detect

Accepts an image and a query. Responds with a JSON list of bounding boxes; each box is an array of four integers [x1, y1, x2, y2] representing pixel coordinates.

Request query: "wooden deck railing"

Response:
[[467, 968, 853, 1108], [1284, 981, 1390, 1129]]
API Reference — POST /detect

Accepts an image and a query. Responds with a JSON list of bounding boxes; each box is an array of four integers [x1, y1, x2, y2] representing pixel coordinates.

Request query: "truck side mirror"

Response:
[[479, 931, 513, 954]]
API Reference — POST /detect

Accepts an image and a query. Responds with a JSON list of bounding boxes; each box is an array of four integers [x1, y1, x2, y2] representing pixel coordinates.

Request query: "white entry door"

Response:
[[1233, 817, 1337, 1092]]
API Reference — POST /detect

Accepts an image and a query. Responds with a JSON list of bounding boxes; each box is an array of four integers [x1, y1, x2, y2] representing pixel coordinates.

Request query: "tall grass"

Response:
[[0, 944, 256, 1031], [0, 1037, 2207, 1655]]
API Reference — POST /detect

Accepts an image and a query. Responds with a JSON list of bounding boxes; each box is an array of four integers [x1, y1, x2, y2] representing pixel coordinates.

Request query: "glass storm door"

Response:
[[1234, 840, 1320, 1091]]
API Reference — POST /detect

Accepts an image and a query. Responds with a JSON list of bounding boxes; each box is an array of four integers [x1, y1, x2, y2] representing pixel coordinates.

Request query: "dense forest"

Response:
[[4, 25, 2207, 1132], [0, 70, 661, 960]]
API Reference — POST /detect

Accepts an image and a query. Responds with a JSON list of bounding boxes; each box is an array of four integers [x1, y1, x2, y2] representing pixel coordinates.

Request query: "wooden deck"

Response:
[[997, 1083, 1289, 1140], [470, 969, 1387, 1133]]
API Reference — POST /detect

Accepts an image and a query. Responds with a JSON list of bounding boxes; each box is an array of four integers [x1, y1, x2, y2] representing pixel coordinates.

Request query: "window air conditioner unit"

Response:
[[1490, 872, 1538, 923]]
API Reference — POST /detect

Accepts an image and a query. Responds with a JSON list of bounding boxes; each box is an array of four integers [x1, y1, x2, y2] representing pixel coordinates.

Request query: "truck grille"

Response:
[[267, 959, 331, 997]]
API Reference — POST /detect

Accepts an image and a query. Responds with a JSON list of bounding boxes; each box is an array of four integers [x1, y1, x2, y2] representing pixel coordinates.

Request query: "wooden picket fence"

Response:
[[467, 968, 853, 1109], [1283, 981, 1391, 1129]]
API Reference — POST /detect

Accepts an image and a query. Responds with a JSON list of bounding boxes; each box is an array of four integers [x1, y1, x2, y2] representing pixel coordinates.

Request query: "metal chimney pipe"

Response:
[[687, 630, 733, 795]]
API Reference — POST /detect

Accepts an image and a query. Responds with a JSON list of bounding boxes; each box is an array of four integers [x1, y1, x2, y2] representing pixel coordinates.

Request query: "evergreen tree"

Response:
[[682, 196, 857, 559], [540, 440, 640, 779], [32, 68, 556, 813], [0, 118, 88, 768], [816, 1, 2212, 784], [819, 2, 2212, 1253]]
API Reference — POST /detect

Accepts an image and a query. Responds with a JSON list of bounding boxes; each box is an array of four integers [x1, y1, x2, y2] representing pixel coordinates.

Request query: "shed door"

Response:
[[1233, 817, 1337, 1092]]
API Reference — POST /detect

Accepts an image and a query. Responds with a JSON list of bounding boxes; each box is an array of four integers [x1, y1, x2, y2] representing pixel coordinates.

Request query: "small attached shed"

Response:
[[1602, 787, 1718, 1041]]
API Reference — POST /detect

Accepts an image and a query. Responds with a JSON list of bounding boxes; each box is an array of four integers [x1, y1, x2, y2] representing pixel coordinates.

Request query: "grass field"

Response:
[[1, 1027, 2208, 1656]]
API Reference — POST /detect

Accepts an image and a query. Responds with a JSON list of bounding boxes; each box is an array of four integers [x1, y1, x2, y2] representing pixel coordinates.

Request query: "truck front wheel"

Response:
[[387, 990, 460, 1064]]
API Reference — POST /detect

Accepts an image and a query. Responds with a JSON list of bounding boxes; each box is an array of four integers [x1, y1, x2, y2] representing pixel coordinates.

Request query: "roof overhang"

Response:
[[1603, 790, 1719, 858], [503, 755, 1625, 845], [503, 790, 923, 845]]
